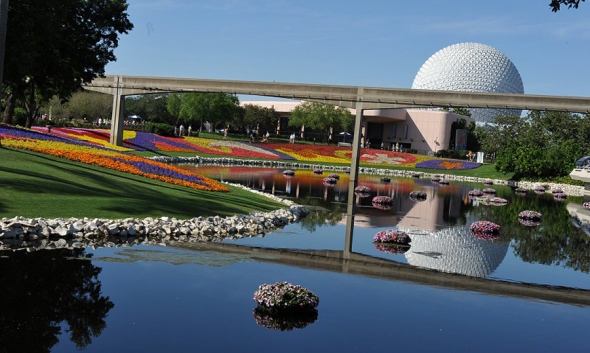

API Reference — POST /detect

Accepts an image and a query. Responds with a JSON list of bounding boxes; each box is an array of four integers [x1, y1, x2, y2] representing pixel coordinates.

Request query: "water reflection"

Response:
[[0, 249, 113, 352], [187, 165, 590, 281]]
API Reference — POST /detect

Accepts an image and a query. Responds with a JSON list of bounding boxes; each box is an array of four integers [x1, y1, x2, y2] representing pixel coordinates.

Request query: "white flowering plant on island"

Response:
[[254, 282, 319, 313]]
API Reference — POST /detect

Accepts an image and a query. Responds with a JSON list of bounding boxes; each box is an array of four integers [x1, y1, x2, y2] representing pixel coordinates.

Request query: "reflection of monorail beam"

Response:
[[174, 242, 590, 307]]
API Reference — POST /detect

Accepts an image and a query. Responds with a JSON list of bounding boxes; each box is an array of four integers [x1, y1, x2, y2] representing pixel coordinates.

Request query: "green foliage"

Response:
[[238, 104, 280, 134], [488, 111, 589, 179], [550, 0, 584, 12], [288, 102, 353, 143], [176, 93, 240, 131], [13, 108, 27, 126], [145, 122, 175, 136], [2, 0, 133, 127], [125, 94, 174, 124], [435, 149, 467, 159]]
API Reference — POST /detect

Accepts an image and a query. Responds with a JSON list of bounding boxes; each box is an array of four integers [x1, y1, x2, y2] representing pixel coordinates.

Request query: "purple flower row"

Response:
[[415, 159, 480, 170], [111, 157, 211, 187]]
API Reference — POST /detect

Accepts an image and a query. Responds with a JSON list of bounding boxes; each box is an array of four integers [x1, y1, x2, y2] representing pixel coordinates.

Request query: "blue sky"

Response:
[[106, 0, 590, 98]]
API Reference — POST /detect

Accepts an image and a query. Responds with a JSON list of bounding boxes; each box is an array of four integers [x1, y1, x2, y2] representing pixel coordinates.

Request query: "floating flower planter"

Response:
[[409, 190, 427, 201], [469, 221, 501, 241], [482, 188, 496, 194], [327, 173, 340, 180], [468, 189, 484, 197], [438, 179, 450, 185], [323, 177, 338, 186], [381, 177, 391, 183], [551, 189, 564, 194], [518, 210, 542, 227], [282, 170, 295, 176], [355, 185, 371, 193], [253, 282, 319, 314], [373, 229, 411, 245], [483, 179, 493, 185], [354, 185, 371, 198], [431, 175, 441, 182], [411, 173, 420, 178], [313, 168, 323, 174], [534, 186, 546, 194], [584, 202, 590, 210], [479, 197, 507, 206], [514, 188, 527, 194], [553, 192, 567, 201], [372, 196, 394, 210]]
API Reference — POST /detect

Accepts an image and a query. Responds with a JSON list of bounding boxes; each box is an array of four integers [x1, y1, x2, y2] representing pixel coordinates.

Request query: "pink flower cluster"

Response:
[[469, 221, 501, 240], [373, 229, 411, 245], [253, 282, 319, 311]]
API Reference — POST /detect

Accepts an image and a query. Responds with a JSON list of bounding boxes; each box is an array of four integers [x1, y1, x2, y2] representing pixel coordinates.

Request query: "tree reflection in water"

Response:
[[0, 249, 114, 352]]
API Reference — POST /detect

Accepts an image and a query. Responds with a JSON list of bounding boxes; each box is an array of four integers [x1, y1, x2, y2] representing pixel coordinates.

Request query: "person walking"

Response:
[[179, 124, 185, 137], [223, 127, 228, 140], [188, 124, 192, 136]]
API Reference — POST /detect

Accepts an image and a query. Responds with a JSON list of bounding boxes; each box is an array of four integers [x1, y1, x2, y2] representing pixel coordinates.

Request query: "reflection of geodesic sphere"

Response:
[[412, 42, 524, 123], [403, 216, 509, 278]]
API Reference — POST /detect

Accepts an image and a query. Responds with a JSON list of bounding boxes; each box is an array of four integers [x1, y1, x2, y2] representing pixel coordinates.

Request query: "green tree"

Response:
[[288, 102, 353, 143], [238, 104, 280, 135], [2, 0, 133, 127], [178, 93, 240, 132], [550, 0, 584, 11], [67, 92, 112, 123], [125, 94, 174, 124], [489, 111, 588, 179]]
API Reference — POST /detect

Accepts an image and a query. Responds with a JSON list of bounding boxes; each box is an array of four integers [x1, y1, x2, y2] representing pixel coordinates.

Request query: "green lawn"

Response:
[[0, 147, 285, 219]]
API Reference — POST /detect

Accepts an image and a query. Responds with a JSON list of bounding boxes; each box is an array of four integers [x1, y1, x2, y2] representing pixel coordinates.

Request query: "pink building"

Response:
[[240, 101, 473, 153]]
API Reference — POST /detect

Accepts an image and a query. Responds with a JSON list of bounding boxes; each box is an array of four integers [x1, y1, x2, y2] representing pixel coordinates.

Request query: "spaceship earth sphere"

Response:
[[412, 42, 525, 123]]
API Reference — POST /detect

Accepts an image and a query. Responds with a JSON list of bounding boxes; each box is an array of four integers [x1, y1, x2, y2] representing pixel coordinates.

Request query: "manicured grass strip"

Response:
[[0, 147, 285, 219]]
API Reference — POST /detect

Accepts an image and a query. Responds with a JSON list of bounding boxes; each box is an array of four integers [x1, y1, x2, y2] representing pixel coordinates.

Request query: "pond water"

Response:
[[2, 166, 590, 352]]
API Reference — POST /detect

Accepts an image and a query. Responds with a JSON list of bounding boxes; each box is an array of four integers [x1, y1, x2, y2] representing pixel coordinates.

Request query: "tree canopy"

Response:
[[237, 104, 279, 134], [288, 102, 354, 143], [484, 111, 590, 179], [169, 92, 240, 131], [550, 0, 585, 11], [2, 0, 133, 127]]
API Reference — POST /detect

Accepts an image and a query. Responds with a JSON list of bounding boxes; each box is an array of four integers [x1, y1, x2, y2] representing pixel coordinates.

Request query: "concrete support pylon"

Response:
[[344, 89, 364, 258], [110, 76, 125, 146]]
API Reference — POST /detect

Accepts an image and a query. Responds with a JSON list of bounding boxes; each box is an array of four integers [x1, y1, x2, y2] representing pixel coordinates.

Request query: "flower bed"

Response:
[[415, 159, 480, 170], [469, 221, 501, 240], [373, 229, 411, 245], [409, 190, 427, 201], [253, 282, 319, 313]]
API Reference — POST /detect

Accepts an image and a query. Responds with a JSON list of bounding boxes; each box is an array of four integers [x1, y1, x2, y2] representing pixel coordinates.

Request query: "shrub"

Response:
[[145, 122, 174, 136]]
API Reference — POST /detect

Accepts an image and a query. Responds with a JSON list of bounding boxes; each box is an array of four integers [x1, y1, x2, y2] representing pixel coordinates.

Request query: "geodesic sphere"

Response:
[[412, 42, 524, 123]]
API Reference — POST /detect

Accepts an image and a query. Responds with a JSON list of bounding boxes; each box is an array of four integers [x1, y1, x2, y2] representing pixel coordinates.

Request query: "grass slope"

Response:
[[0, 147, 285, 219]]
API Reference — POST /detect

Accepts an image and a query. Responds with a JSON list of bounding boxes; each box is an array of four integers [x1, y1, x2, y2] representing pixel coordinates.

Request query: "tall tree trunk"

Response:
[[2, 92, 16, 125], [24, 82, 37, 128]]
